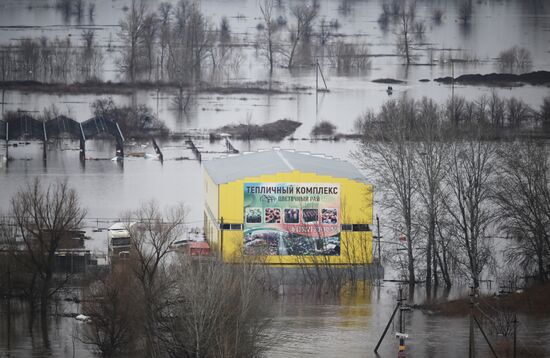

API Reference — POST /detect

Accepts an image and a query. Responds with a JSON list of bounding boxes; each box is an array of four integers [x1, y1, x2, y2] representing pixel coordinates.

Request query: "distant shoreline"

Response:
[[0, 80, 310, 95]]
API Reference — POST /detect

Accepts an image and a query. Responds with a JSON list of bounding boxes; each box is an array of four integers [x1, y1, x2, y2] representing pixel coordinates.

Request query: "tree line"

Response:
[[0, 0, 375, 85], [354, 96, 550, 289], [0, 0, 541, 85], [0, 30, 103, 83]]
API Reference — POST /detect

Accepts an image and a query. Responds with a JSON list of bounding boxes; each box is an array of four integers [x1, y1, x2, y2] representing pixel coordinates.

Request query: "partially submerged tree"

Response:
[[285, 2, 318, 69], [395, 0, 417, 65], [82, 266, 140, 357], [444, 134, 496, 288], [413, 99, 450, 287], [11, 179, 87, 313], [118, 0, 148, 82], [495, 141, 550, 281], [497, 46, 533, 73], [354, 98, 418, 285], [125, 200, 187, 356], [258, 0, 278, 73], [159, 258, 271, 358], [458, 0, 473, 24], [541, 97, 550, 133]]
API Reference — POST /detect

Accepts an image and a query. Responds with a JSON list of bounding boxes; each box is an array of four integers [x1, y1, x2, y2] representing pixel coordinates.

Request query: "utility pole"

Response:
[[374, 287, 401, 354], [220, 217, 224, 259], [397, 286, 407, 356], [377, 215, 381, 263], [374, 286, 407, 355]]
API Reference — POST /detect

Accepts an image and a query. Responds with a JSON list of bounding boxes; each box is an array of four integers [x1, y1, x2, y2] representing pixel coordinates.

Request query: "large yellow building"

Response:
[[203, 148, 373, 265]]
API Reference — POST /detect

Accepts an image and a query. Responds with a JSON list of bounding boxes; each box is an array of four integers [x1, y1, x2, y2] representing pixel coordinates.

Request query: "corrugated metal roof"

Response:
[[203, 148, 367, 184]]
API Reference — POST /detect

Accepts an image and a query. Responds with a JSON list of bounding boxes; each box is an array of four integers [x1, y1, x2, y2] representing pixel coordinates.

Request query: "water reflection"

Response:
[[0, 299, 92, 358]]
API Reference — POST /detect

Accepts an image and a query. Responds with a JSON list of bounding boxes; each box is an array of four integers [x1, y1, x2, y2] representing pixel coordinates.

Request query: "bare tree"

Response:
[[79, 30, 103, 81], [0, 214, 20, 297], [10, 179, 87, 313], [74, 0, 84, 21], [285, 2, 318, 69], [506, 97, 532, 128], [497, 46, 533, 73], [88, 3, 96, 22], [328, 41, 370, 72], [167, 1, 212, 83], [458, 0, 473, 24], [124, 200, 187, 356], [142, 12, 159, 79], [444, 135, 496, 288], [541, 97, 550, 133], [159, 258, 270, 358], [258, 0, 277, 73], [495, 141, 550, 281], [413, 99, 450, 287], [354, 98, 418, 285], [396, 1, 416, 65], [158, 2, 172, 80], [118, 0, 148, 82], [82, 266, 141, 357]]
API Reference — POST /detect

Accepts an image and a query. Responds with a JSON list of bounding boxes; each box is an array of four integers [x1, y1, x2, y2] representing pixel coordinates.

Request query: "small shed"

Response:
[[189, 241, 210, 256]]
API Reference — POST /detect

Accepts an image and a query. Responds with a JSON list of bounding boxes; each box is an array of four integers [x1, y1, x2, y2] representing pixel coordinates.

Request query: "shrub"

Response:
[[311, 121, 337, 136]]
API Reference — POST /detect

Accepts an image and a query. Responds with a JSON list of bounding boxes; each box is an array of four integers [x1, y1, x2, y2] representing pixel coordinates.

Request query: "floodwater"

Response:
[[2, 282, 550, 358], [1, 0, 550, 356]]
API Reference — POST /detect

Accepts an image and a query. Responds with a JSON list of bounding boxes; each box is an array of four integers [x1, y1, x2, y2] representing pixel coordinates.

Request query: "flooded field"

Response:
[[1, 0, 550, 357]]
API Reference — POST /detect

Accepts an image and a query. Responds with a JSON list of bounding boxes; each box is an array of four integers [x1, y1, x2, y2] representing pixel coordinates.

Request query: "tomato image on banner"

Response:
[[243, 182, 341, 256]]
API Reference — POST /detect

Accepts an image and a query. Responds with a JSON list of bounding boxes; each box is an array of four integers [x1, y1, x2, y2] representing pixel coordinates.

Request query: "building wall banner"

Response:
[[243, 182, 341, 256]]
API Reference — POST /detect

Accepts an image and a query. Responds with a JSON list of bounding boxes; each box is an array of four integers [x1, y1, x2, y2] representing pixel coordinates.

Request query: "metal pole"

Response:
[[220, 217, 224, 260], [377, 215, 381, 263], [374, 302, 400, 353], [398, 285, 406, 354], [473, 315, 499, 358]]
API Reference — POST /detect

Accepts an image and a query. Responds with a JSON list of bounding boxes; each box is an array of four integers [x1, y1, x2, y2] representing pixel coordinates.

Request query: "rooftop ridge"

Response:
[[203, 148, 367, 184]]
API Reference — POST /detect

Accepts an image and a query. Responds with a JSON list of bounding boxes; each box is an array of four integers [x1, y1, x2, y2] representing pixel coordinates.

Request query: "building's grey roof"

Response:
[[203, 148, 367, 184]]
